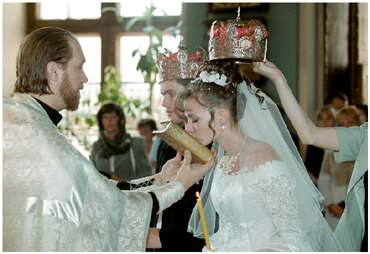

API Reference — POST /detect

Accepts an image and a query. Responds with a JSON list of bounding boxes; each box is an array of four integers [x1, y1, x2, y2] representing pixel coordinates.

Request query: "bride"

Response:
[[179, 60, 342, 251]]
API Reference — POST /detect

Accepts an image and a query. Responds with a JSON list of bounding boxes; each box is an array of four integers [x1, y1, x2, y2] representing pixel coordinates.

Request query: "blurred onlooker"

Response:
[[137, 118, 157, 157], [318, 106, 362, 230], [317, 106, 337, 128], [336, 106, 362, 128], [354, 104, 368, 123], [326, 92, 349, 114], [137, 118, 159, 171], [305, 106, 336, 185], [90, 103, 152, 181]]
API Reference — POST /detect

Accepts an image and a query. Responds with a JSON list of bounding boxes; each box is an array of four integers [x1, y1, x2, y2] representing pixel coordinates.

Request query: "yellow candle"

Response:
[[196, 191, 212, 251], [263, 38, 268, 62]]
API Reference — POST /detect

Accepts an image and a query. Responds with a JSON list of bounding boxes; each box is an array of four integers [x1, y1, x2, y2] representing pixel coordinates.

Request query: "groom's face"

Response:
[[160, 80, 185, 123], [184, 97, 214, 146]]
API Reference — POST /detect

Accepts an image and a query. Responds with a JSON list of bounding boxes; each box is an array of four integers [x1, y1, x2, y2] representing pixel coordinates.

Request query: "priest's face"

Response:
[[59, 39, 88, 111], [160, 80, 185, 123], [59, 73, 80, 111], [183, 97, 214, 146]]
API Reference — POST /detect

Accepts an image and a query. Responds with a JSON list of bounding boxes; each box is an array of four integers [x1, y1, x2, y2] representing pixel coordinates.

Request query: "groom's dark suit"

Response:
[[152, 140, 205, 251]]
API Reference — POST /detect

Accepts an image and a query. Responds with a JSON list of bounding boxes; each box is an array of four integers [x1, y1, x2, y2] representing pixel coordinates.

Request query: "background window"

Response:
[[39, 0, 101, 20], [77, 35, 101, 83], [120, 0, 181, 17], [76, 35, 101, 83], [69, 35, 101, 122], [120, 34, 180, 89], [120, 35, 150, 83]]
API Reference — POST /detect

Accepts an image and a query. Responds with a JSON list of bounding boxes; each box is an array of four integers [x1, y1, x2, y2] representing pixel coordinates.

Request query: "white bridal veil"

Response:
[[188, 80, 341, 251]]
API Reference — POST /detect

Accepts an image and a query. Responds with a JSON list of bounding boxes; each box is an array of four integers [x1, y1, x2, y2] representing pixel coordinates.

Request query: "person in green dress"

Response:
[[253, 60, 368, 252]]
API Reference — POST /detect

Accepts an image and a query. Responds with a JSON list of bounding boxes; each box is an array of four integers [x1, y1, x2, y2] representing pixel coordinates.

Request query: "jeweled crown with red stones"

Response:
[[157, 41, 207, 82], [209, 9, 268, 62]]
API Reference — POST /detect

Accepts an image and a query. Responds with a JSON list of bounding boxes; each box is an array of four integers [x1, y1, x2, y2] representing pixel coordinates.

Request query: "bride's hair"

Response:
[[177, 60, 247, 138]]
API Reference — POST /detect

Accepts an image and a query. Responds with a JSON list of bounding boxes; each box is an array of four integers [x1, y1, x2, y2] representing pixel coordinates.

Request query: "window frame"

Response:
[[26, 2, 181, 85]]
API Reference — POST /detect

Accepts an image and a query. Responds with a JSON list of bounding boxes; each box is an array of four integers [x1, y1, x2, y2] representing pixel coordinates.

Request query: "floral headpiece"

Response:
[[195, 71, 228, 87], [209, 7, 268, 62], [192, 69, 238, 98], [157, 41, 207, 82]]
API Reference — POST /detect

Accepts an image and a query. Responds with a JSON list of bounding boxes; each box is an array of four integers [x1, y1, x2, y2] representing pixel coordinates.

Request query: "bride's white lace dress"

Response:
[[208, 155, 314, 251]]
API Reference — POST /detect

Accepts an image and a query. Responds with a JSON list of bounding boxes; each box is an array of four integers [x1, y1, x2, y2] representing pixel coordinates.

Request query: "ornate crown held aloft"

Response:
[[157, 41, 207, 82], [209, 7, 268, 62]]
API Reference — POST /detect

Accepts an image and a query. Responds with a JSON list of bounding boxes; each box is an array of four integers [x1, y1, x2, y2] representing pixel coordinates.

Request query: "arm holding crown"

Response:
[[253, 60, 339, 151]]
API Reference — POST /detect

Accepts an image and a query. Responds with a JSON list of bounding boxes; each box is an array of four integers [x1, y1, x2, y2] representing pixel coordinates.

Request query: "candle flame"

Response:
[[195, 191, 200, 198]]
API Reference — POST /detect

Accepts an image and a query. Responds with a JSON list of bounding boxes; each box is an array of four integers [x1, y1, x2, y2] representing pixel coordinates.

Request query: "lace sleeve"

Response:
[[116, 179, 156, 190], [251, 162, 302, 251], [126, 174, 159, 190], [126, 172, 173, 190]]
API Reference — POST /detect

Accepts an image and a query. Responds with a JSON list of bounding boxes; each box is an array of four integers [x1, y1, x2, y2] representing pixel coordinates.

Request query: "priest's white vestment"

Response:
[[3, 94, 153, 251]]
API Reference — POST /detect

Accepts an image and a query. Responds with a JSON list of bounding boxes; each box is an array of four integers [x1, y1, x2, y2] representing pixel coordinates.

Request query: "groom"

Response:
[[145, 42, 208, 251]]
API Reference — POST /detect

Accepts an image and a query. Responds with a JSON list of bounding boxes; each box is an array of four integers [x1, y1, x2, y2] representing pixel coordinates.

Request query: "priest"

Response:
[[3, 27, 213, 252]]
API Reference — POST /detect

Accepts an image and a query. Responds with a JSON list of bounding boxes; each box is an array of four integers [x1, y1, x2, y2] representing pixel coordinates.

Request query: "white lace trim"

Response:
[[219, 153, 240, 175], [152, 181, 185, 213], [210, 158, 303, 251], [219, 154, 283, 176]]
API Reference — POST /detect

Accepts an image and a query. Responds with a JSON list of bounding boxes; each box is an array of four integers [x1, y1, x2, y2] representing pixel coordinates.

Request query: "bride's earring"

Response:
[[221, 123, 226, 130]]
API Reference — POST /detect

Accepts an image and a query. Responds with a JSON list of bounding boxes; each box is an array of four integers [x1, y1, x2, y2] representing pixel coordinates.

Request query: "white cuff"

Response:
[[152, 181, 185, 213]]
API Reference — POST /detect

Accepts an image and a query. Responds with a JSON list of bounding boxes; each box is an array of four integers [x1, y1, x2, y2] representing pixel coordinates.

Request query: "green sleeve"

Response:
[[334, 123, 368, 163]]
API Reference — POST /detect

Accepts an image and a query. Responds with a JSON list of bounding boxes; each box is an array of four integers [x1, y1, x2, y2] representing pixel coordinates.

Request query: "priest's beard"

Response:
[[59, 74, 80, 111]]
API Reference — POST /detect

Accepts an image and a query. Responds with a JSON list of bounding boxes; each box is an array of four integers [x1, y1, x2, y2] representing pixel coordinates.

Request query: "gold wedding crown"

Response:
[[157, 41, 207, 82], [208, 7, 269, 62]]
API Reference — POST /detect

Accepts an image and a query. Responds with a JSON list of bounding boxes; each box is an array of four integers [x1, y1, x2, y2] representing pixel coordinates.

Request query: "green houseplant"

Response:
[[125, 2, 181, 113]]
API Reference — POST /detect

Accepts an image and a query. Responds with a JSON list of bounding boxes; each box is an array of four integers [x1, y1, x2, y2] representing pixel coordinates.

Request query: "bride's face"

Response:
[[184, 97, 215, 146]]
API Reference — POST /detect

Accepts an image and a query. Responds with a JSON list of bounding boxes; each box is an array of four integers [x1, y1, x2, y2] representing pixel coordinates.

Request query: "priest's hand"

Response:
[[146, 228, 162, 248], [176, 150, 214, 191]]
